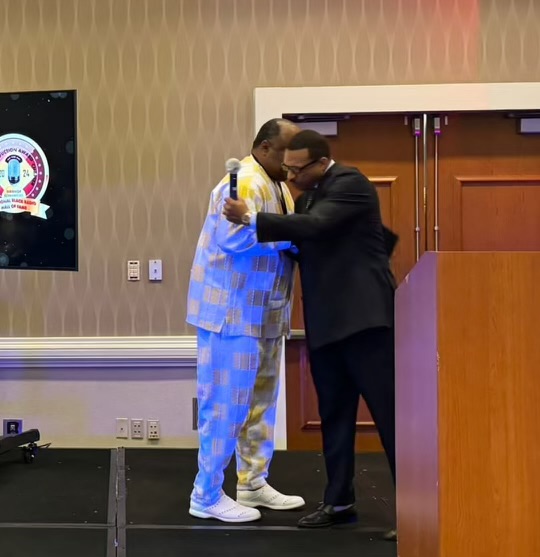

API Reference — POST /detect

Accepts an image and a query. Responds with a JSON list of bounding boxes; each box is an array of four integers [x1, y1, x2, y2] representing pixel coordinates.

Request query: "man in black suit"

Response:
[[223, 129, 397, 540]]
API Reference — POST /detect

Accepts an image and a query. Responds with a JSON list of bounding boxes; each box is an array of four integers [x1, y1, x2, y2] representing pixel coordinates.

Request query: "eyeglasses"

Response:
[[281, 159, 319, 175]]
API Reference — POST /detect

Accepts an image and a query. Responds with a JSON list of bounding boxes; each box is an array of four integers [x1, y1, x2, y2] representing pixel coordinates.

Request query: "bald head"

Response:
[[251, 118, 301, 181]]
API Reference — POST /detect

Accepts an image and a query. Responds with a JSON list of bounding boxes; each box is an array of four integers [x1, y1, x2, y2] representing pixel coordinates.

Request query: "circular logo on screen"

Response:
[[0, 133, 50, 219]]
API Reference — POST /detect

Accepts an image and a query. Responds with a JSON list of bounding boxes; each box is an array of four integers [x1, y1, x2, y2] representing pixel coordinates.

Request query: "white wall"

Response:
[[0, 336, 289, 449], [1, 366, 198, 448]]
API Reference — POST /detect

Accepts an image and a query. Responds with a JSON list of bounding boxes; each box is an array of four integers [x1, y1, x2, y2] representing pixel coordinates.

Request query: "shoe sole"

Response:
[[297, 515, 357, 528], [189, 508, 261, 523], [297, 521, 334, 528], [238, 499, 306, 511]]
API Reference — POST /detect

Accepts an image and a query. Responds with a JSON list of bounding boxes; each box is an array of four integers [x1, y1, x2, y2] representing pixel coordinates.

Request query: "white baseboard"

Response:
[[0, 336, 197, 369]]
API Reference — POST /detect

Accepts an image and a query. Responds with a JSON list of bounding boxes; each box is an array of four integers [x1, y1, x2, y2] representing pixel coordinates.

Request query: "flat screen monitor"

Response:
[[0, 89, 78, 271]]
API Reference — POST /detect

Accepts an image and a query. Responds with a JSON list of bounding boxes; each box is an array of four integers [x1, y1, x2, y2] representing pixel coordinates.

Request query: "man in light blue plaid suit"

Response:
[[187, 119, 305, 522]]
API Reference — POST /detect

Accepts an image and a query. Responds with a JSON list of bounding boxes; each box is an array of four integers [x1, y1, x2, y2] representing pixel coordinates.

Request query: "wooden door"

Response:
[[285, 114, 418, 451], [429, 112, 540, 252]]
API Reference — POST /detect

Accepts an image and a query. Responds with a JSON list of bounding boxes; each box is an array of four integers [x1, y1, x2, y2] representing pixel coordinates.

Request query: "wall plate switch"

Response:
[[116, 418, 129, 439], [147, 419, 160, 440], [130, 419, 144, 439], [148, 259, 162, 281], [127, 260, 140, 281]]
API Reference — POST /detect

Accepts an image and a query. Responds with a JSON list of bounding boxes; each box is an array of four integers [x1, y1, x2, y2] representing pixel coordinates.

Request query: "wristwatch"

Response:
[[241, 212, 252, 225]]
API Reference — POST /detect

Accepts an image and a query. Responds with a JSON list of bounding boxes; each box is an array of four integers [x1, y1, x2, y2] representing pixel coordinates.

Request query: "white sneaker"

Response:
[[189, 493, 262, 523], [237, 484, 306, 510]]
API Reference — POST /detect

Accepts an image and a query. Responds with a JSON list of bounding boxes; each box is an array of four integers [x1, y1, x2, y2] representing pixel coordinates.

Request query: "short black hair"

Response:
[[252, 118, 292, 149], [287, 129, 331, 160]]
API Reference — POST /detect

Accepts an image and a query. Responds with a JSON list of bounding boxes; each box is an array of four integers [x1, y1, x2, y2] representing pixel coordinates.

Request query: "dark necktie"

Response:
[[305, 185, 319, 211], [274, 182, 288, 214]]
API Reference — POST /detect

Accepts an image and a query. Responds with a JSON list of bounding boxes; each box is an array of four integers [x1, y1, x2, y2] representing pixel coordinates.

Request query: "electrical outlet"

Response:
[[3, 419, 23, 436], [147, 419, 160, 440], [116, 418, 129, 439], [148, 259, 162, 281], [130, 419, 144, 439]]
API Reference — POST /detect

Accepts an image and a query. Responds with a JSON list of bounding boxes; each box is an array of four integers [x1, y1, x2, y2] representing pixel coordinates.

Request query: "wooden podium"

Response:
[[395, 252, 540, 557]]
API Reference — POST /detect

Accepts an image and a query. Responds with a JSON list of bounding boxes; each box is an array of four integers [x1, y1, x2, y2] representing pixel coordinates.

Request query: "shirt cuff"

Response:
[[289, 245, 299, 255], [249, 212, 257, 227]]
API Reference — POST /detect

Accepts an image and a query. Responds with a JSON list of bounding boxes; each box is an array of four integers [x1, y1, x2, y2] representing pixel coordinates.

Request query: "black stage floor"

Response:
[[0, 448, 396, 557]]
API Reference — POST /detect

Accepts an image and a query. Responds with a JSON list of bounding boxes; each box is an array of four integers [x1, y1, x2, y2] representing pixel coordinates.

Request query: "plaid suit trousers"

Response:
[[191, 328, 282, 506]]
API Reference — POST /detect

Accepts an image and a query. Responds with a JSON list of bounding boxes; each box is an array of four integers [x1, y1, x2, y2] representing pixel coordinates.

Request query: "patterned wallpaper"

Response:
[[0, 0, 539, 337]]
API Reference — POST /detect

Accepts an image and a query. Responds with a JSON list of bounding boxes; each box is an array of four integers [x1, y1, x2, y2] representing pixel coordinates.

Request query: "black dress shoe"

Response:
[[383, 529, 397, 541], [297, 504, 357, 528]]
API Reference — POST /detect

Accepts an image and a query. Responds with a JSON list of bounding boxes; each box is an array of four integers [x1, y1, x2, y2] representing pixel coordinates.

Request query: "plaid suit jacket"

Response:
[[187, 155, 295, 338]]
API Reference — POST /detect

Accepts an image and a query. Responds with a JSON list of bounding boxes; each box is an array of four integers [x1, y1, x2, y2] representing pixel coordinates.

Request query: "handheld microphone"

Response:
[[225, 158, 241, 199]]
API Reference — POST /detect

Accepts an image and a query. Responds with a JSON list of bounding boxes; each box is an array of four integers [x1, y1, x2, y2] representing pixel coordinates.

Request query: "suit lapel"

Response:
[[305, 163, 340, 211]]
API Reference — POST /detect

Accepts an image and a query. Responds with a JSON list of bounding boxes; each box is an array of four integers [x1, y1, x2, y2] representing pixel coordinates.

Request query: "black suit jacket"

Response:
[[257, 164, 398, 350]]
